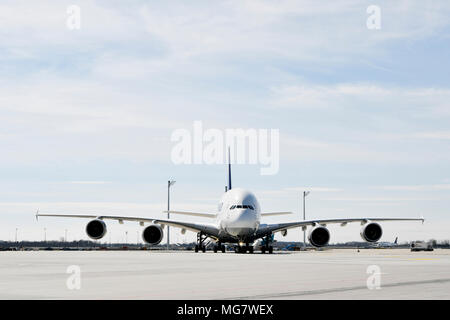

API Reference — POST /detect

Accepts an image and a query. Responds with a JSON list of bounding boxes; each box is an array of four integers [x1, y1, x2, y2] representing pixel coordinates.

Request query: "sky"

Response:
[[0, 0, 449, 244]]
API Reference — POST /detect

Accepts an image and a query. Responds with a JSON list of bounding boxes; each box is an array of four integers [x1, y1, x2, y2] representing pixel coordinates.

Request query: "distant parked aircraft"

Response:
[[372, 237, 398, 248]]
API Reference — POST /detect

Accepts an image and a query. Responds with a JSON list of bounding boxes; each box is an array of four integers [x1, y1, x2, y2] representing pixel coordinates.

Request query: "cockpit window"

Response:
[[230, 204, 255, 210]]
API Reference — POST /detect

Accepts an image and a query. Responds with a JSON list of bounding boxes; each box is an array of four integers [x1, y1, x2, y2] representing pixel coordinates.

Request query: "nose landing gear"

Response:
[[234, 243, 254, 254]]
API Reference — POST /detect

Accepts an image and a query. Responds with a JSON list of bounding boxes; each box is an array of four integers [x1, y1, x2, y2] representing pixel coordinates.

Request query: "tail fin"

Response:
[[394, 237, 398, 244], [227, 147, 232, 191]]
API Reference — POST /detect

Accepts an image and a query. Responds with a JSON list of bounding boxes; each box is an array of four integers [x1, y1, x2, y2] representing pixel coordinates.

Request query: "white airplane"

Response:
[[36, 153, 424, 254]]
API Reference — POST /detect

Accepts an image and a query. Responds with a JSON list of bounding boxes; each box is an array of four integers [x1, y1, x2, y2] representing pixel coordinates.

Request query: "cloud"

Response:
[[412, 132, 450, 140], [284, 187, 343, 192], [0, 1, 449, 242], [270, 84, 450, 111], [2, 0, 449, 79], [378, 184, 450, 191], [279, 132, 419, 165], [322, 197, 438, 202], [70, 181, 110, 185], [257, 187, 342, 197]]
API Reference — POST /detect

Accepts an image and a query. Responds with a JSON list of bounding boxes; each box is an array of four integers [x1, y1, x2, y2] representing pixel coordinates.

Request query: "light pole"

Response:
[[303, 191, 310, 248], [65, 229, 67, 243], [167, 180, 176, 250], [44, 228, 47, 243], [125, 231, 128, 244], [15, 228, 18, 243]]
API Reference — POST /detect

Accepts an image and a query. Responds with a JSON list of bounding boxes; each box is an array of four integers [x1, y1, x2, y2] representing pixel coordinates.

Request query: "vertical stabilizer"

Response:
[[227, 147, 232, 191]]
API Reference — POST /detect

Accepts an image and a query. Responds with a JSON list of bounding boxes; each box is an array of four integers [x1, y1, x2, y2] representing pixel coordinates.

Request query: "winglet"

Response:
[[420, 215, 425, 224], [35, 209, 39, 221]]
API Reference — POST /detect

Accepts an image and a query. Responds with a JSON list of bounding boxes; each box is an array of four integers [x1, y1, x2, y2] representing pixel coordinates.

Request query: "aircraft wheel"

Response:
[[201, 246, 206, 253], [248, 246, 254, 254], [194, 245, 199, 253], [213, 245, 218, 253], [261, 247, 266, 254], [235, 246, 245, 254], [268, 246, 273, 254], [221, 245, 226, 253]]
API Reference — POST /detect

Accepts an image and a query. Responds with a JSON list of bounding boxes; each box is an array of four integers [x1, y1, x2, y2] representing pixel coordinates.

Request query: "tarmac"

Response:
[[0, 248, 449, 299]]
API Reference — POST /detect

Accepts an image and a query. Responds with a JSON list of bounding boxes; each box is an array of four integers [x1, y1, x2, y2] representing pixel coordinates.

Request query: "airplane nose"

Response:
[[226, 209, 257, 237], [232, 209, 255, 222]]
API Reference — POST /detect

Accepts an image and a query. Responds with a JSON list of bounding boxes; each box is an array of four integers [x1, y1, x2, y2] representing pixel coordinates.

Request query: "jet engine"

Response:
[[142, 224, 164, 245], [308, 225, 330, 247], [360, 222, 383, 242], [86, 219, 107, 240]]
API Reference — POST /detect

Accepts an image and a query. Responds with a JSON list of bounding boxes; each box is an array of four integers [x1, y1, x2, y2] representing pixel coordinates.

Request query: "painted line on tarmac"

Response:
[[225, 278, 450, 300]]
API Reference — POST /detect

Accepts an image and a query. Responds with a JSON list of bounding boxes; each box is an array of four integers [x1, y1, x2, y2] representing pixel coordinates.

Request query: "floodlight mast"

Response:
[[167, 180, 176, 250], [302, 191, 310, 248]]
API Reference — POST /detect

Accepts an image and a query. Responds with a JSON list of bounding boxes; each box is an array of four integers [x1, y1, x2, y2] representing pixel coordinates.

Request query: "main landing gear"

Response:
[[194, 232, 207, 253], [194, 232, 225, 253], [261, 235, 274, 254], [261, 246, 273, 254]]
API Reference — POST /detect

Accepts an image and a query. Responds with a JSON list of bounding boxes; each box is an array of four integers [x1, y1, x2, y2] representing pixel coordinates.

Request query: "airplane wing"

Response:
[[36, 212, 221, 239], [255, 217, 424, 238]]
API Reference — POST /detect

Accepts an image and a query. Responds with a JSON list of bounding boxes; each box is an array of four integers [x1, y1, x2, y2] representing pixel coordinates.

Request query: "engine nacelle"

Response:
[[308, 226, 330, 247], [142, 224, 164, 245], [86, 219, 107, 240], [360, 222, 383, 242]]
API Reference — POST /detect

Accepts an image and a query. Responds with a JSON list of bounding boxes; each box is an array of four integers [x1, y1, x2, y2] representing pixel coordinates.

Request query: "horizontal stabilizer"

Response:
[[163, 210, 217, 218], [261, 211, 293, 217]]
